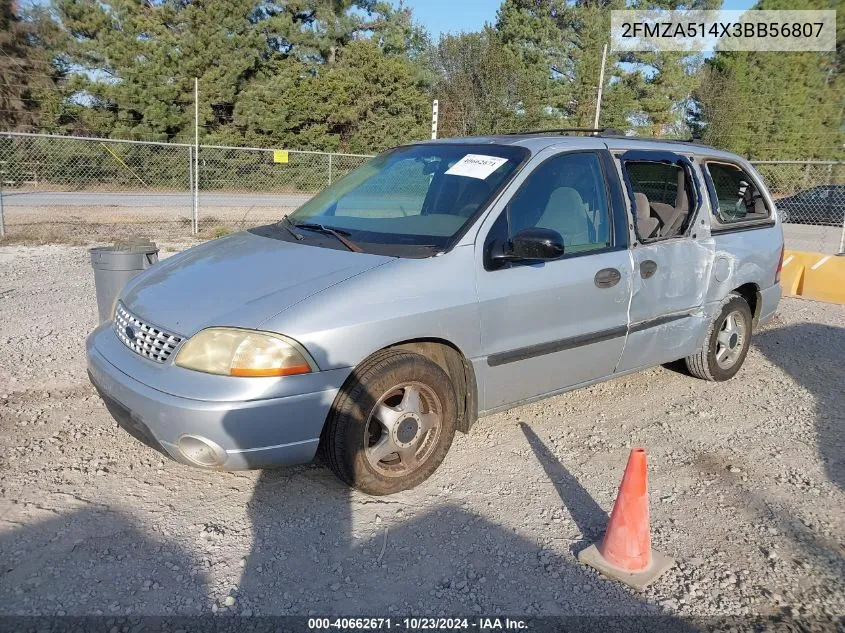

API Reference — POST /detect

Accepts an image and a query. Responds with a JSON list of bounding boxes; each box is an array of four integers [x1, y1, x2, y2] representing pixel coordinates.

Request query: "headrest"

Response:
[[634, 192, 651, 220], [675, 168, 688, 212]]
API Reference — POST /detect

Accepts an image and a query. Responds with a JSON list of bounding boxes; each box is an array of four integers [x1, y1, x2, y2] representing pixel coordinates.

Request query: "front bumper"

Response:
[[86, 326, 343, 470]]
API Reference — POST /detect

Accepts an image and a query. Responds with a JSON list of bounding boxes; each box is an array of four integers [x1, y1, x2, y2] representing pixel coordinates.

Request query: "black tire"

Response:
[[320, 349, 457, 495], [685, 293, 753, 381]]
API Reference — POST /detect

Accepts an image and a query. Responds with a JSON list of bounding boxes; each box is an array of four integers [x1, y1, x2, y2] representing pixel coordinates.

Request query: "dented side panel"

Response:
[[700, 158, 783, 316], [616, 237, 715, 372], [613, 153, 716, 372], [707, 231, 782, 304], [614, 156, 783, 373]]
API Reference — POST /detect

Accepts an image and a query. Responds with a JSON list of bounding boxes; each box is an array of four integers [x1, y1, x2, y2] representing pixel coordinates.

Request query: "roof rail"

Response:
[[503, 127, 623, 137], [600, 134, 715, 148], [500, 128, 717, 149]]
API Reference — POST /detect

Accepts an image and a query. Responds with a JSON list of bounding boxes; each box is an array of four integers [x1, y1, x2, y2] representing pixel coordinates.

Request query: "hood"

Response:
[[120, 230, 394, 336]]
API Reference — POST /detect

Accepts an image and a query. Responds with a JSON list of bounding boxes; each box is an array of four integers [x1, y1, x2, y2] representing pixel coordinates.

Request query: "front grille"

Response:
[[114, 302, 183, 363]]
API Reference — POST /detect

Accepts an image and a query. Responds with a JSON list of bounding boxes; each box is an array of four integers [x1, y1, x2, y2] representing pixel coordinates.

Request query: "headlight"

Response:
[[174, 328, 317, 377]]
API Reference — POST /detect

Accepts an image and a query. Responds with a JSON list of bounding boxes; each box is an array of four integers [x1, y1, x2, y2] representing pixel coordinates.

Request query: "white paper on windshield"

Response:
[[445, 154, 508, 179]]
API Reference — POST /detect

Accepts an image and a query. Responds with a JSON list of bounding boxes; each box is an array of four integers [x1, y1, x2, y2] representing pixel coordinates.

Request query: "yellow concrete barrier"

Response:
[[780, 250, 845, 305]]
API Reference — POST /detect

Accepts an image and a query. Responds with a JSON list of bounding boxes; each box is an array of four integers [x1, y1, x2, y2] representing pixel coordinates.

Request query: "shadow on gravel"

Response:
[[236, 469, 700, 621], [692, 452, 845, 587], [0, 506, 207, 614], [753, 323, 845, 491], [232, 411, 692, 623], [518, 422, 608, 551]]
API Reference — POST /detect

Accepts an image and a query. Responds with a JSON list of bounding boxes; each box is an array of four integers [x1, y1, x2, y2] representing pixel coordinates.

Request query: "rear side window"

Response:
[[623, 160, 695, 240], [705, 162, 770, 226]]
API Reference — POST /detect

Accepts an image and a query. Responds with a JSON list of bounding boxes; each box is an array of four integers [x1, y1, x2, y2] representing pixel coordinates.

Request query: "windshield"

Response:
[[286, 143, 528, 251]]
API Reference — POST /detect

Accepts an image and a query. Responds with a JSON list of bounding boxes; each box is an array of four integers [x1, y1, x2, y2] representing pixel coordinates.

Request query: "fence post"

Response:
[[188, 146, 196, 235], [839, 210, 845, 255], [193, 77, 199, 236], [0, 172, 5, 239], [193, 147, 199, 235], [0, 135, 6, 238], [328, 153, 333, 186], [839, 163, 845, 254]]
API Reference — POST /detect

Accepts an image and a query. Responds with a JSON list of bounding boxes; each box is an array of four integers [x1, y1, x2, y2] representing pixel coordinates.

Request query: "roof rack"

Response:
[[500, 128, 716, 149], [600, 134, 715, 148], [504, 127, 623, 137]]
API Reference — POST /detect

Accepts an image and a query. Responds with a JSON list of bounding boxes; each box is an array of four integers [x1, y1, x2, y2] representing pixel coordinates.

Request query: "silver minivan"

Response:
[[86, 132, 783, 495]]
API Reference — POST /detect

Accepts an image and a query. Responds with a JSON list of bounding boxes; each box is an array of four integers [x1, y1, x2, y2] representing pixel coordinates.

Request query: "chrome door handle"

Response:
[[594, 268, 621, 288]]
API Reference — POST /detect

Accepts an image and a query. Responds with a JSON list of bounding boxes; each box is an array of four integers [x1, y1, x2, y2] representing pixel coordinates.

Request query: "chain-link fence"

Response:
[[0, 133, 194, 242], [754, 161, 845, 254], [0, 132, 371, 243], [1, 131, 843, 252]]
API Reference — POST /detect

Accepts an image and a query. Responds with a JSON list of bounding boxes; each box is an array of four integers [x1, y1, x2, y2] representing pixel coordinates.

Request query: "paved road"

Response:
[[1, 191, 313, 208], [2, 190, 842, 252], [781, 223, 842, 254]]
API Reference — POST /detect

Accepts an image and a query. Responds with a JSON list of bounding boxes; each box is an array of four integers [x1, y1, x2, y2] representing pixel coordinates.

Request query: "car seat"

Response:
[[634, 192, 660, 239], [535, 187, 591, 247]]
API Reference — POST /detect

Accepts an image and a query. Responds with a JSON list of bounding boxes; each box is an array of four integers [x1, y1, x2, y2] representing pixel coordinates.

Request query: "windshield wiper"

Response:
[[281, 216, 304, 241], [293, 222, 364, 253]]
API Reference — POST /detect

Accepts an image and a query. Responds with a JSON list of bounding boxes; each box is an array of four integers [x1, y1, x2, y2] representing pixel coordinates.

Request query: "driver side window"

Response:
[[506, 152, 612, 253]]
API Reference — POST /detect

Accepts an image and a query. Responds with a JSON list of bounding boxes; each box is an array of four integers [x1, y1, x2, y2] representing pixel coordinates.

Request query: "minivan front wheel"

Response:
[[685, 293, 753, 381], [321, 350, 457, 495]]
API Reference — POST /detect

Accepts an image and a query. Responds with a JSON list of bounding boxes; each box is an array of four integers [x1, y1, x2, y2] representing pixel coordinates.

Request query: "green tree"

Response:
[[693, 0, 843, 159], [495, 0, 638, 131], [495, 0, 720, 135], [494, 0, 572, 124], [554, 0, 636, 130], [433, 28, 551, 137], [613, 0, 719, 137], [0, 0, 61, 130], [48, 0, 271, 139], [234, 39, 431, 152], [40, 0, 428, 144]]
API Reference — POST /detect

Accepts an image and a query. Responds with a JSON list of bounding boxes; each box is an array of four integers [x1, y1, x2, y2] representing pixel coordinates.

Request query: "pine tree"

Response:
[[233, 39, 431, 152], [494, 0, 640, 131], [0, 0, 60, 130], [433, 28, 551, 137], [42, 0, 429, 143], [693, 0, 844, 159]]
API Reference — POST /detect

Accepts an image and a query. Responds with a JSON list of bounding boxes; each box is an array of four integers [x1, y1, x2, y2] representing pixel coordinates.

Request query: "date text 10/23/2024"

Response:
[[307, 617, 529, 630]]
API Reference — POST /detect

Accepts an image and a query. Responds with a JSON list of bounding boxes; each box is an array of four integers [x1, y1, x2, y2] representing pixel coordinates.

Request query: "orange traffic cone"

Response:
[[577, 448, 673, 590]]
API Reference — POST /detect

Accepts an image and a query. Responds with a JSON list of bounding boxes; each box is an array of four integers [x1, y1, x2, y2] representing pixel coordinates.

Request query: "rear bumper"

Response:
[[758, 282, 782, 326], [86, 334, 340, 470]]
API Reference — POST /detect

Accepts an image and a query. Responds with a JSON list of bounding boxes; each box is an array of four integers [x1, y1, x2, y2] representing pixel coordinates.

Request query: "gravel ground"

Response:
[[0, 244, 843, 621], [0, 205, 296, 244]]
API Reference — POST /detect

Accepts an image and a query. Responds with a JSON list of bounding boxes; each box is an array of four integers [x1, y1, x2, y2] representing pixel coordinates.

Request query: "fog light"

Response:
[[176, 435, 226, 467]]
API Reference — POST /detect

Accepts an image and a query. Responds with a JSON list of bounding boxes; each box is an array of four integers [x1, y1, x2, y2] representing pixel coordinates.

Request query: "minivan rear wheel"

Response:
[[685, 293, 752, 381], [320, 350, 457, 495]]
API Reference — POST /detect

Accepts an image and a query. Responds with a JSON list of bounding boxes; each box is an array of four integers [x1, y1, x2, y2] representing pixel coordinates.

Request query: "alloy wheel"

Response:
[[715, 309, 747, 370]]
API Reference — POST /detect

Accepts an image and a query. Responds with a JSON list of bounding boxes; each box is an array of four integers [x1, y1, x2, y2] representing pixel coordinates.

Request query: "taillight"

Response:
[[775, 245, 785, 283]]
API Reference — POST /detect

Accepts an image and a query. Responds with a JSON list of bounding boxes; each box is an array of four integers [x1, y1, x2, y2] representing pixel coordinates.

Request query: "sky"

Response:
[[402, 0, 759, 40]]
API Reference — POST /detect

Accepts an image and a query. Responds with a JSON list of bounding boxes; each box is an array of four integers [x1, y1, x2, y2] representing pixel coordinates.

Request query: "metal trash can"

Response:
[[89, 239, 159, 324]]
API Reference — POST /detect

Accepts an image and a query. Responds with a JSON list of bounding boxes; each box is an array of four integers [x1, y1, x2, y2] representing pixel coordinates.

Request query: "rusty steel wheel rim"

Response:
[[364, 382, 443, 477]]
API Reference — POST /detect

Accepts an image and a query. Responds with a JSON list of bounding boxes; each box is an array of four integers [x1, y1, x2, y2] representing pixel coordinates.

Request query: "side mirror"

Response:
[[507, 227, 565, 261]]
